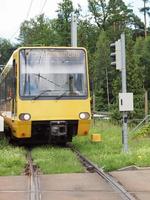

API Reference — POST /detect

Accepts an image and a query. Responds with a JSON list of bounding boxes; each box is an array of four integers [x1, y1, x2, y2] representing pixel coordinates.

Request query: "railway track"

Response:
[[26, 148, 41, 200], [25, 144, 137, 200], [67, 143, 137, 200]]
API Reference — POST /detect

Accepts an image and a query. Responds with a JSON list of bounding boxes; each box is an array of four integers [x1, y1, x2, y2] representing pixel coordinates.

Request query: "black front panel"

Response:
[[31, 120, 78, 139]]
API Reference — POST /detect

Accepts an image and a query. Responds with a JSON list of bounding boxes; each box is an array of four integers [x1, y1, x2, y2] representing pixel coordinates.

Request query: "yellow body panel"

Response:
[[17, 98, 90, 120], [77, 120, 91, 136], [13, 98, 91, 138], [13, 121, 31, 138]]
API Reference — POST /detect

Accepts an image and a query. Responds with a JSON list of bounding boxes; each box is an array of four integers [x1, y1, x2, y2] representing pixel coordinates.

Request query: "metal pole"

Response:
[[121, 33, 128, 152], [71, 13, 77, 47]]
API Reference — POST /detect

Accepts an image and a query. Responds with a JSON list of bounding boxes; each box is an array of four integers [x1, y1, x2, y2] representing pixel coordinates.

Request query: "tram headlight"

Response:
[[79, 112, 90, 120], [19, 113, 31, 121]]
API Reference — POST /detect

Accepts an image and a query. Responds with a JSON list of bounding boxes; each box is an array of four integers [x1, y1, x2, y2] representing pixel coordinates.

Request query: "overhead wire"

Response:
[[9, 0, 49, 41], [39, 0, 48, 15], [9, 0, 35, 41], [26, 0, 35, 19]]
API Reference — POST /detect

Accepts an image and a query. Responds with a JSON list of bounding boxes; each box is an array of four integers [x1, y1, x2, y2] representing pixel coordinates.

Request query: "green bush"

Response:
[[132, 123, 150, 139]]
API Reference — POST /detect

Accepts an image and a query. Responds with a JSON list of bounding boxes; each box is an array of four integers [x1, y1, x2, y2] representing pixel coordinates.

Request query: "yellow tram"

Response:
[[0, 47, 91, 144]]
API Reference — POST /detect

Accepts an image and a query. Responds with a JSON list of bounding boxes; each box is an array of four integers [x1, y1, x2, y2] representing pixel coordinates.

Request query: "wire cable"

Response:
[[9, 0, 34, 41], [39, 0, 48, 14], [26, 0, 34, 19]]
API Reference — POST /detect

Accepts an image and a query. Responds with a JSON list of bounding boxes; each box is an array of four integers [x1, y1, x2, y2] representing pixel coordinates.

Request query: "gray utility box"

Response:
[[119, 93, 134, 111]]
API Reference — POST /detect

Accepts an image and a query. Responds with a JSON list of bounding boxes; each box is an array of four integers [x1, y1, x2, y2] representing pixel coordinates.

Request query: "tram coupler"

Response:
[[50, 121, 67, 136]]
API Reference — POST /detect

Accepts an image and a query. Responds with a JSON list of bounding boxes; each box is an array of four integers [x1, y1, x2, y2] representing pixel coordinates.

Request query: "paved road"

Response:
[[111, 169, 150, 200], [0, 173, 122, 200], [1, 170, 149, 200], [0, 176, 28, 200]]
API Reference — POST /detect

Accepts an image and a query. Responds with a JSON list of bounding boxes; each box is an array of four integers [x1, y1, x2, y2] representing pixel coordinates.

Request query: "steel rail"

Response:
[[26, 149, 41, 200], [68, 143, 137, 200]]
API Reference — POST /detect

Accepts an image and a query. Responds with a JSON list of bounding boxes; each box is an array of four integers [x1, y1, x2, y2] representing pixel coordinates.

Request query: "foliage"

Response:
[[88, 0, 108, 30], [73, 120, 150, 171], [31, 146, 84, 174], [132, 123, 150, 139], [126, 33, 145, 119], [93, 31, 112, 111], [54, 0, 73, 46], [140, 0, 150, 37], [0, 137, 26, 176], [0, 38, 15, 65], [141, 36, 150, 90], [19, 14, 57, 46]]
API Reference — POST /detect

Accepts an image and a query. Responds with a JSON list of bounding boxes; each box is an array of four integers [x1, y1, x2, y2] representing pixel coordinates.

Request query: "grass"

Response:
[[131, 122, 150, 139], [31, 146, 84, 174], [0, 137, 26, 176], [72, 120, 150, 172], [1, 120, 149, 175]]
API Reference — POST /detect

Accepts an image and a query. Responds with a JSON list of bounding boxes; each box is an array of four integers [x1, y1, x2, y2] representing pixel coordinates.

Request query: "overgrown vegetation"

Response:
[[1, 120, 150, 175], [73, 120, 150, 172], [31, 146, 84, 174], [132, 123, 150, 139], [0, 137, 26, 176]]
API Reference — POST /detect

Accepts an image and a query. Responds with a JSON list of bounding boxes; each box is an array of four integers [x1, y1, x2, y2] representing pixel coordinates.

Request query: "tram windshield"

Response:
[[19, 48, 88, 99]]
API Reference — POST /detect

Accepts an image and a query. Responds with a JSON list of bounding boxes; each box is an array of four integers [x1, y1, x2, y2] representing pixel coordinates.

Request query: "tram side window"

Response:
[[0, 80, 6, 104], [12, 60, 16, 97], [5, 69, 13, 100]]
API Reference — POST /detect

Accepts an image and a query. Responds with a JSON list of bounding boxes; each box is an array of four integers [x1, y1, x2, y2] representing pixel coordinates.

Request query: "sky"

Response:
[[0, 0, 145, 43]]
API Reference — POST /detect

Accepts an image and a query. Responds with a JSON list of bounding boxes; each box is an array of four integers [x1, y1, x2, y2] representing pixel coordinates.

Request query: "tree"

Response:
[[88, 0, 142, 34], [0, 38, 14, 66], [55, 0, 74, 46], [140, 0, 150, 37], [88, 0, 108, 30], [77, 19, 99, 75], [19, 14, 57, 46], [140, 0, 150, 117], [127, 34, 145, 119], [132, 15, 145, 39], [142, 37, 150, 88], [93, 31, 112, 111]]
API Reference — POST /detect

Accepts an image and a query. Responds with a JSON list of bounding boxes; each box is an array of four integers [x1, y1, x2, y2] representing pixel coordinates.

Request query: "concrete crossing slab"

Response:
[[0, 176, 28, 191], [111, 170, 150, 200], [41, 191, 122, 200], [0, 176, 28, 200], [2, 172, 147, 199], [0, 192, 28, 200], [40, 173, 122, 200]]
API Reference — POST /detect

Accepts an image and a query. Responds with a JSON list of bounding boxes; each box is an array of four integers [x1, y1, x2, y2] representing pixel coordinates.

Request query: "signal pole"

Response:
[[121, 33, 128, 153], [110, 33, 133, 153]]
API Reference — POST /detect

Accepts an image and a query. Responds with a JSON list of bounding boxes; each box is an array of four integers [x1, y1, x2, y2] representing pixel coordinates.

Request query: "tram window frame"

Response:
[[6, 71, 12, 101], [5, 71, 16, 101], [0, 80, 6, 104], [12, 59, 16, 98], [19, 48, 88, 100]]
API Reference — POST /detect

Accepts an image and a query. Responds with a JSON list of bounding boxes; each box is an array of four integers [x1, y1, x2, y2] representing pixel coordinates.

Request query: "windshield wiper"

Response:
[[34, 74, 61, 88], [56, 91, 68, 100], [32, 90, 52, 100]]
